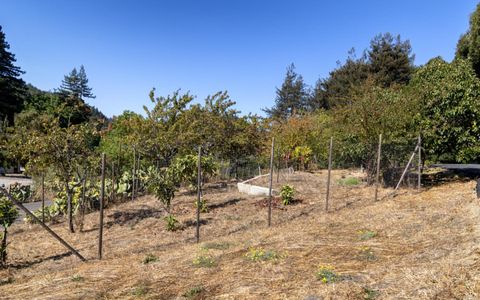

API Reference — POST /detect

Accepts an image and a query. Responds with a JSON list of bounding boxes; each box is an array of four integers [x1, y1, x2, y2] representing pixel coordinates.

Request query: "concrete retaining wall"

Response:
[[237, 174, 275, 196]]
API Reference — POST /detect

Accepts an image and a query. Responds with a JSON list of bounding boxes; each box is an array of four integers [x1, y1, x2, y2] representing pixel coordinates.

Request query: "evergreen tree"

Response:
[[57, 65, 95, 126], [313, 49, 369, 109], [59, 65, 95, 100], [0, 25, 26, 124], [367, 33, 415, 87], [264, 64, 308, 119]]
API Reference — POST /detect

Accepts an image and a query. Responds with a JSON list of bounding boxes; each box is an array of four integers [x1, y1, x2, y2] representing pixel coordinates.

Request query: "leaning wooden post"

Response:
[[325, 137, 333, 211], [374, 134, 382, 201], [111, 161, 115, 202], [196, 147, 202, 243], [0, 187, 86, 261], [41, 173, 45, 223], [394, 143, 420, 191], [417, 135, 422, 190], [268, 137, 275, 227], [131, 147, 136, 201], [99, 153, 106, 259]]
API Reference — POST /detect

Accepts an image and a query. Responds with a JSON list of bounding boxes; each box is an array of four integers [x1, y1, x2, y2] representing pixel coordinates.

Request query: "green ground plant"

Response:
[[142, 253, 159, 264], [164, 214, 179, 231], [192, 250, 216, 268], [183, 285, 206, 298], [244, 247, 285, 262], [280, 184, 295, 205], [316, 265, 338, 283]]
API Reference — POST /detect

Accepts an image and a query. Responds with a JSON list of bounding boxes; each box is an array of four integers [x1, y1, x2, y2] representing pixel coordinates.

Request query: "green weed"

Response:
[[142, 253, 158, 264], [316, 265, 338, 283], [183, 285, 205, 298]]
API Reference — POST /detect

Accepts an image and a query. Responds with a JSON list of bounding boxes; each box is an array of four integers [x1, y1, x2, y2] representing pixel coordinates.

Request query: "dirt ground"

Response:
[[1, 170, 479, 299]]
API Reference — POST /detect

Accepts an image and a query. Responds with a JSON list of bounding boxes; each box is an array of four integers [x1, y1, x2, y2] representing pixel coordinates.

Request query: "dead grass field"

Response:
[[1, 170, 480, 299]]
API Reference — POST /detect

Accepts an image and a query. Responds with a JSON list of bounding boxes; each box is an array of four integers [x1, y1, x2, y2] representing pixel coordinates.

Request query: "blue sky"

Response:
[[1, 1, 477, 117]]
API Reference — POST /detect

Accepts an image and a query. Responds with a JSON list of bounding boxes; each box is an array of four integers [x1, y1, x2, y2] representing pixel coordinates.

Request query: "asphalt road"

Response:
[[0, 175, 54, 223]]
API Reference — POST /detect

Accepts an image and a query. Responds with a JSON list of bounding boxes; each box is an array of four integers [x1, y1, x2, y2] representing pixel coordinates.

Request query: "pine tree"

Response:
[[59, 65, 95, 100], [57, 65, 95, 126], [367, 33, 415, 87], [264, 64, 308, 119], [0, 25, 26, 124]]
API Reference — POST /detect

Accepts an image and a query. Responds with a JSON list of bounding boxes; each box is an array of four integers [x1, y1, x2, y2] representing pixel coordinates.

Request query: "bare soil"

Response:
[[1, 170, 479, 299]]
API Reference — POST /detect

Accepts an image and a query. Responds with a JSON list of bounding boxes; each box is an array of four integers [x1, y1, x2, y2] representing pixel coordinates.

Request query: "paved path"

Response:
[[0, 175, 52, 223], [0, 174, 33, 187], [15, 199, 53, 223]]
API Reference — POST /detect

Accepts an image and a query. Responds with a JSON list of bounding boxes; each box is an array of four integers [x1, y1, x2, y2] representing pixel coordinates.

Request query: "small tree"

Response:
[[171, 154, 217, 190], [0, 194, 18, 267]]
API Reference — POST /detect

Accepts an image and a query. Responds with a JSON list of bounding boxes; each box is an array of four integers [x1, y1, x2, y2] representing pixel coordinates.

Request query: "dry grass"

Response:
[[1, 170, 480, 299]]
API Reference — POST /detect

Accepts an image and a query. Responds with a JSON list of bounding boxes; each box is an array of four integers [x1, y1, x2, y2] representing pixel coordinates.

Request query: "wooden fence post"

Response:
[[111, 161, 115, 202], [132, 147, 136, 201], [268, 137, 274, 227], [0, 187, 86, 262], [325, 137, 333, 211], [99, 153, 105, 259], [41, 173, 45, 223], [418, 135, 422, 190], [394, 143, 420, 191], [196, 147, 202, 243], [374, 134, 382, 201]]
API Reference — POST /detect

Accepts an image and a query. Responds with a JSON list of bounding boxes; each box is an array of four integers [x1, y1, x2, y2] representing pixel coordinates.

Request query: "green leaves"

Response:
[[0, 195, 18, 228], [411, 58, 480, 163]]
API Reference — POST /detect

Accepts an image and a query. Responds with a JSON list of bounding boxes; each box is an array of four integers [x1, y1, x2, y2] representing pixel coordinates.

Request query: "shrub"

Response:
[[170, 154, 217, 190], [146, 168, 177, 211], [316, 265, 338, 283], [0, 195, 19, 266], [164, 214, 178, 231], [8, 183, 31, 203], [280, 185, 295, 205]]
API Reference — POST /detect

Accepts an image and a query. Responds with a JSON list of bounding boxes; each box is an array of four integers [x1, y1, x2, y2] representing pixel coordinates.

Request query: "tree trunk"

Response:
[[66, 183, 75, 233], [0, 227, 7, 266]]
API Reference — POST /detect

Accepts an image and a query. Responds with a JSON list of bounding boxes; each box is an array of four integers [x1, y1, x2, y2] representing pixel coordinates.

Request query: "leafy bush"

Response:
[[292, 145, 313, 170], [8, 183, 31, 203], [164, 214, 178, 231], [280, 185, 295, 205], [0, 195, 19, 266], [147, 168, 177, 211], [170, 154, 217, 189]]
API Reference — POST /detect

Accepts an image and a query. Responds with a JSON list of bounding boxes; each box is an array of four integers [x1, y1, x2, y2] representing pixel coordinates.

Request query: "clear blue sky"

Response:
[[1, 1, 478, 117]]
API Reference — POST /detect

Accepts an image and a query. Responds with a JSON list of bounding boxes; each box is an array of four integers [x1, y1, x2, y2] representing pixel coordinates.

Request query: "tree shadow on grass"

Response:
[[207, 198, 242, 211], [7, 252, 72, 270], [82, 208, 164, 233]]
